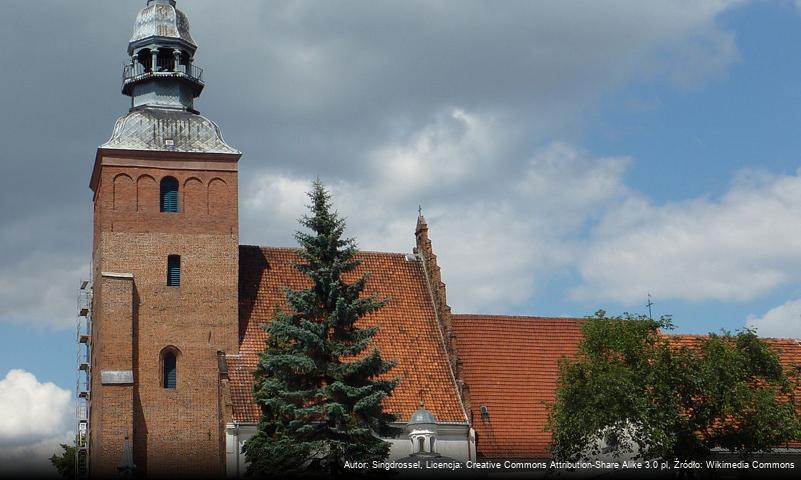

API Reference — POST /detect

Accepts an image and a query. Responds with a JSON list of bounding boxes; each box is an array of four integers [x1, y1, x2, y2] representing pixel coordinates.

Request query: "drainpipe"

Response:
[[468, 432, 472, 462], [234, 423, 240, 479]]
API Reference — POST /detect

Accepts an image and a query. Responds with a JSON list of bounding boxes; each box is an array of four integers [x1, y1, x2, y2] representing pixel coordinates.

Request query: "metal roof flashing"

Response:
[[100, 109, 239, 155]]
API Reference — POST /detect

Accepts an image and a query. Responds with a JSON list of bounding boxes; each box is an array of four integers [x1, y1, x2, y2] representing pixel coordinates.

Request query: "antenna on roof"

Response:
[[646, 293, 654, 320]]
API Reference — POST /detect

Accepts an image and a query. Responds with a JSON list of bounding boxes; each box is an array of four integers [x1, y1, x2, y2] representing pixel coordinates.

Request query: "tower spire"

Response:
[[123, 0, 202, 112], [100, 0, 237, 155]]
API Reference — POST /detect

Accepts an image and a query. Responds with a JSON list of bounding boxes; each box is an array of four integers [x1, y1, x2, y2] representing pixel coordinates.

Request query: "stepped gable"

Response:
[[227, 246, 468, 425]]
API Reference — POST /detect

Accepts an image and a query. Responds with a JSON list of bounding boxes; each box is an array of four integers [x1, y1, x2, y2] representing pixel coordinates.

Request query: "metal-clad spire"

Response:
[[123, 0, 203, 112], [100, 1, 239, 154]]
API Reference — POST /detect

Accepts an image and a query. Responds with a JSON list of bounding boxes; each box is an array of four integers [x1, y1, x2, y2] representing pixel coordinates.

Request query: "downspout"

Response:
[[235, 423, 240, 479], [467, 428, 472, 461]]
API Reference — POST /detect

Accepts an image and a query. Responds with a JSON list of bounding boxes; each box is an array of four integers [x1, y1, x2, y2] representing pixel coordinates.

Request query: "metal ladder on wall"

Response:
[[76, 280, 92, 479]]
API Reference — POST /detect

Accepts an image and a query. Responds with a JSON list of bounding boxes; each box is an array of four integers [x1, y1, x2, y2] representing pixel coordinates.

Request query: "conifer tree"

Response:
[[244, 180, 399, 478]]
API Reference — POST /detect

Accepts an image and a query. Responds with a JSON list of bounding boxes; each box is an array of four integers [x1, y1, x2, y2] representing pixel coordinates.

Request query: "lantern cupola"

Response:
[[122, 0, 203, 113]]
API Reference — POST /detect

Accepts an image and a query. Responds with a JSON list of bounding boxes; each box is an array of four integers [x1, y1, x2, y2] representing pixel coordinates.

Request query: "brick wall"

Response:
[[90, 150, 240, 477], [89, 274, 134, 477]]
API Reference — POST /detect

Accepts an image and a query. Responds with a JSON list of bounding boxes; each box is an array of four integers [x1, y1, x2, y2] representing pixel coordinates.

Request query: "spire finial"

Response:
[[118, 431, 136, 477], [418, 205, 423, 217]]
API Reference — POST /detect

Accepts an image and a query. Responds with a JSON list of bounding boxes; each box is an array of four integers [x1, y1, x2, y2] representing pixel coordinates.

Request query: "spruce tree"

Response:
[[244, 180, 399, 478]]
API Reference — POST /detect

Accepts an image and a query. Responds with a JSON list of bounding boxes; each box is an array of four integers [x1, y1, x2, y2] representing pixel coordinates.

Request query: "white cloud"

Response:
[[0, 204, 90, 329], [242, 110, 631, 312], [245, 120, 801, 314], [199, 0, 745, 126], [369, 110, 501, 199], [0, 370, 73, 476], [0, 252, 89, 329], [0, 432, 74, 478], [0, 0, 751, 328], [185, 0, 751, 187], [747, 299, 801, 339], [224, 1, 753, 313], [574, 170, 801, 305]]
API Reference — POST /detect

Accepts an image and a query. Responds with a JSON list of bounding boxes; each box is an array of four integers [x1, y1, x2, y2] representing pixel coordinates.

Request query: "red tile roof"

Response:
[[668, 333, 801, 367], [227, 246, 467, 425], [452, 314, 585, 459], [668, 334, 801, 449], [452, 316, 801, 459]]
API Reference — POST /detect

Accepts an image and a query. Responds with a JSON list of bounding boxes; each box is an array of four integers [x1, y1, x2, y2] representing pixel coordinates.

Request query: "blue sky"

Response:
[[2, 0, 801, 471], [591, 2, 801, 202], [574, 1, 801, 330]]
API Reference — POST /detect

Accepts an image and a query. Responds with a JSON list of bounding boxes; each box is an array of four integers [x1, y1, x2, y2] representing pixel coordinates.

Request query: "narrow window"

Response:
[[163, 351, 177, 389], [160, 177, 179, 213], [167, 255, 181, 287], [418, 437, 425, 453]]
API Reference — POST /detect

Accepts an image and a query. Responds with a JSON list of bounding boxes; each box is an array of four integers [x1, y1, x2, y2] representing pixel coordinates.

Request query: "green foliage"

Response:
[[548, 310, 801, 462], [49, 441, 76, 479], [244, 180, 400, 478]]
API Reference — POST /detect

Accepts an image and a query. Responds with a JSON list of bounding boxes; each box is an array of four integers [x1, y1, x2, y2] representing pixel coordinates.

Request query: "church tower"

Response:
[[88, 1, 240, 476]]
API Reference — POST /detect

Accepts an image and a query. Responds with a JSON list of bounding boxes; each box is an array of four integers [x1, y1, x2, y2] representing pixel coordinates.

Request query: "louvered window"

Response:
[[160, 177, 179, 213], [167, 255, 181, 287], [163, 351, 177, 389]]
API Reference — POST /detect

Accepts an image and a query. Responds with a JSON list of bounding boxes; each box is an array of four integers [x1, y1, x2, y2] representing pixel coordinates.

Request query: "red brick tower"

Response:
[[88, 1, 240, 477]]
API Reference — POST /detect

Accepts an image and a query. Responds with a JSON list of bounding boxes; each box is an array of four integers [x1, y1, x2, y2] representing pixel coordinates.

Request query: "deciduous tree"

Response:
[[549, 310, 801, 462]]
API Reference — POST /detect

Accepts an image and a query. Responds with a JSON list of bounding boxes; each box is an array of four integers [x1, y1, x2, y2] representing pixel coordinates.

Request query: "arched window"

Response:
[[138, 49, 152, 72], [163, 350, 177, 389], [160, 177, 179, 213], [418, 437, 425, 453]]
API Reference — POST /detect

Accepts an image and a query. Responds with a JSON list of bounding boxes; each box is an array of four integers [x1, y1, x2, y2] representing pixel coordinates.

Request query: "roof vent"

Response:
[[479, 405, 489, 420]]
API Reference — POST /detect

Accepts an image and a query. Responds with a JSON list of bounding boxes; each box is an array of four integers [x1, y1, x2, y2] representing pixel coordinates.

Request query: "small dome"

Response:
[[130, 0, 195, 48], [408, 406, 437, 427]]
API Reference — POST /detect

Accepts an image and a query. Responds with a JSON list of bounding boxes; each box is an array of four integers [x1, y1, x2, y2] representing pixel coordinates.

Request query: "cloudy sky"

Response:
[[3, 0, 801, 471]]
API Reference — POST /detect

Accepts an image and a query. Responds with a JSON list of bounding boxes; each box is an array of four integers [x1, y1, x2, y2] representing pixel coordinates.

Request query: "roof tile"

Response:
[[228, 246, 467, 425], [453, 315, 801, 458]]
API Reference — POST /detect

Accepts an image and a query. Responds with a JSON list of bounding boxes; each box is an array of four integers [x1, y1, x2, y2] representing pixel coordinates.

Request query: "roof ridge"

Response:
[[453, 314, 584, 321], [666, 333, 801, 343], [241, 244, 414, 257]]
